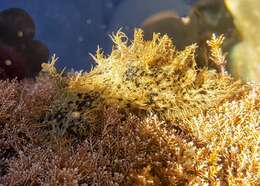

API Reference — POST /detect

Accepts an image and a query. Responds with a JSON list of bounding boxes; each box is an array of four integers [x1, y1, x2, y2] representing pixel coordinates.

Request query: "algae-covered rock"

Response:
[[225, 0, 260, 82]]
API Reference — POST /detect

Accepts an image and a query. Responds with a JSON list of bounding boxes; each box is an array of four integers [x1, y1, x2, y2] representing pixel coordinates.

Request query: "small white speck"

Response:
[[71, 111, 81, 119], [5, 59, 12, 66], [17, 31, 24, 38], [78, 36, 84, 42], [86, 19, 92, 24], [181, 16, 191, 25]]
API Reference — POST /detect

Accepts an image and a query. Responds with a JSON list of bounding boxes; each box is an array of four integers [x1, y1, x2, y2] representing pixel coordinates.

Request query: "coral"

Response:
[[0, 75, 59, 181], [0, 30, 259, 185]]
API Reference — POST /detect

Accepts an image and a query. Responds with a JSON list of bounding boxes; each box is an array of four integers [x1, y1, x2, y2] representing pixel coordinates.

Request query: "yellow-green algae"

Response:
[[225, 0, 260, 82]]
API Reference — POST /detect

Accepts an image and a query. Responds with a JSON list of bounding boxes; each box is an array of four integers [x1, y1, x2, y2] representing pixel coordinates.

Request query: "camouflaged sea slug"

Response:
[[68, 29, 246, 121]]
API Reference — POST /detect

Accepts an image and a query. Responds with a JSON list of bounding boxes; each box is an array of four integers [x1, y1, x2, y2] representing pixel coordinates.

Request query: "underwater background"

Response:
[[0, 1, 259, 184], [0, 0, 198, 71]]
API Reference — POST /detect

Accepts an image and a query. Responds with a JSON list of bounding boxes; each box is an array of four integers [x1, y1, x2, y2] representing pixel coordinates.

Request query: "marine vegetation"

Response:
[[0, 30, 259, 185]]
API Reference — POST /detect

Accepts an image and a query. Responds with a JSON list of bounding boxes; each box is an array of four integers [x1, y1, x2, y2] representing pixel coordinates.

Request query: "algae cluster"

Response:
[[0, 30, 259, 185]]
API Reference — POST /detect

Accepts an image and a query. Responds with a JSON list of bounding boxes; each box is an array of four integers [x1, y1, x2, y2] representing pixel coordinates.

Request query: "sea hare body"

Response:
[[69, 29, 245, 121]]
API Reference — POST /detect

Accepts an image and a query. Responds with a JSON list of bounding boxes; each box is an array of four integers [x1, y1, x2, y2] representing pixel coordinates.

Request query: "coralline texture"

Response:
[[69, 29, 246, 120], [225, 0, 260, 82]]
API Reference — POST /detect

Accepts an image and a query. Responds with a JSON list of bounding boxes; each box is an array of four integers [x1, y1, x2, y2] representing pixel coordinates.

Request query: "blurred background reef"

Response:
[[0, 0, 259, 81]]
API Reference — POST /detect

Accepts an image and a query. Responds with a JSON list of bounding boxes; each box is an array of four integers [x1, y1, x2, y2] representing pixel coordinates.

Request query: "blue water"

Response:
[[0, 0, 197, 71]]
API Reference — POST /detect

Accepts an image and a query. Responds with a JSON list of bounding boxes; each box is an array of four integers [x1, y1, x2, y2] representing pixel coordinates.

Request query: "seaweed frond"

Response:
[[207, 34, 227, 75], [41, 54, 59, 76]]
